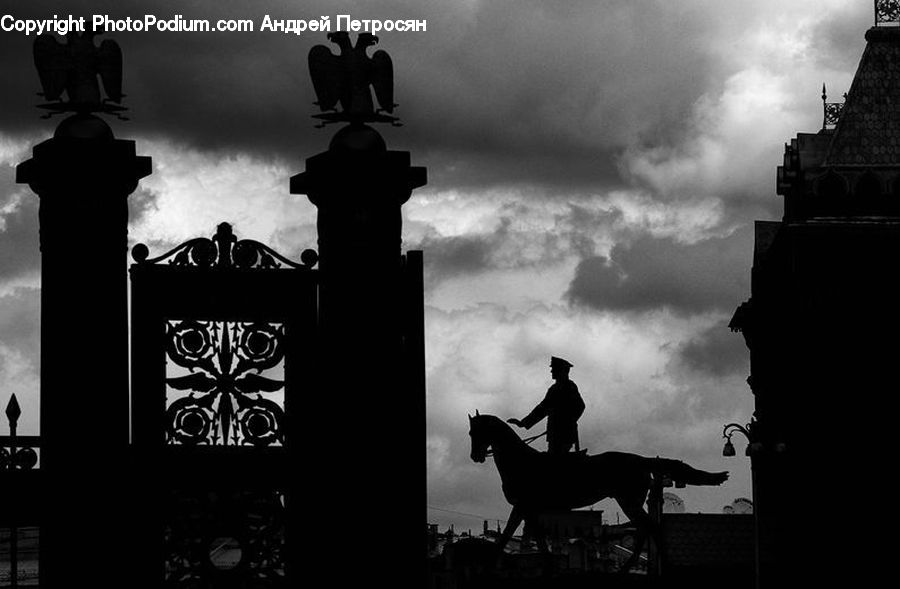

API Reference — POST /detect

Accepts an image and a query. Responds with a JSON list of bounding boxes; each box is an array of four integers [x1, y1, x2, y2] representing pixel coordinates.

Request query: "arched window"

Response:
[[815, 170, 848, 200]]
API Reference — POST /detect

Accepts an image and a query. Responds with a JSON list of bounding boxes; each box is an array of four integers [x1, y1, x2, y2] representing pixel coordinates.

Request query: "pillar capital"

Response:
[[290, 146, 426, 208], [16, 116, 151, 197]]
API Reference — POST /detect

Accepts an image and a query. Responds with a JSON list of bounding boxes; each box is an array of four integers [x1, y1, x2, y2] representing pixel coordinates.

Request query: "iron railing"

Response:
[[0, 394, 40, 589], [876, 0, 900, 26]]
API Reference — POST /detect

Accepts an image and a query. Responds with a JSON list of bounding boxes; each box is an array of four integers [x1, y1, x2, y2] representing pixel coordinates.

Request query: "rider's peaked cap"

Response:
[[550, 356, 573, 368]]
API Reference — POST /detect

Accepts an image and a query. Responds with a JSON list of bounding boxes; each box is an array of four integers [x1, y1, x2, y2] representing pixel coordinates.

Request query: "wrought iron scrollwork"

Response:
[[0, 446, 38, 470], [133, 222, 318, 270], [823, 102, 844, 128], [876, 0, 900, 25], [165, 489, 286, 588], [822, 85, 846, 130], [166, 321, 286, 447]]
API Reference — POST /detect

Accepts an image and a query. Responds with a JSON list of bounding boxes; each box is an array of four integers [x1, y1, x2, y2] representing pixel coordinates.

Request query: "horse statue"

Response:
[[468, 412, 729, 571]]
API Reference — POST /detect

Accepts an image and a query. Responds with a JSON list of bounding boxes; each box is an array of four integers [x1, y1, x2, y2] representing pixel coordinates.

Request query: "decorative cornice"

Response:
[[132, 222, 318, 270]]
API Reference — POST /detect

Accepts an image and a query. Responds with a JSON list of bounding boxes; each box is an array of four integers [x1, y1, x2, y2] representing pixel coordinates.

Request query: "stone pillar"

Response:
[[291, 123, 426, 583], [16, 114, 151, 588]]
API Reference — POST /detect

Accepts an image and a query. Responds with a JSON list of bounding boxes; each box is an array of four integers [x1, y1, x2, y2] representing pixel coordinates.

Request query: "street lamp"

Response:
[[722, 417, 776, 589], [722, 422, 754, 457]]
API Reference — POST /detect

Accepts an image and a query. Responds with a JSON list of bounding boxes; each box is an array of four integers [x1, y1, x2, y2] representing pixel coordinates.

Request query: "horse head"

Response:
[[468, 410, 490, 463]]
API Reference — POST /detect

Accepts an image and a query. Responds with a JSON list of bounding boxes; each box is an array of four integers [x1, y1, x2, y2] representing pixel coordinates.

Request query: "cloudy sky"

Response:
[[0, 0, 874, 529]]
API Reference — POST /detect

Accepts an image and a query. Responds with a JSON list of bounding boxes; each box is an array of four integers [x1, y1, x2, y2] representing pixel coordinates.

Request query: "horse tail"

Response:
[[648, 457, 729, 487]]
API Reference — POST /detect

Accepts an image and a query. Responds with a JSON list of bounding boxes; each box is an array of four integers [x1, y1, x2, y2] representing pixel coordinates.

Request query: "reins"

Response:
[[485, 430, 546, 457]]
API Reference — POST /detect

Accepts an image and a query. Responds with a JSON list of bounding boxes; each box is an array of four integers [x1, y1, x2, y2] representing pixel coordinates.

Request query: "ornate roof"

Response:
[[825, 27, 900, 166]]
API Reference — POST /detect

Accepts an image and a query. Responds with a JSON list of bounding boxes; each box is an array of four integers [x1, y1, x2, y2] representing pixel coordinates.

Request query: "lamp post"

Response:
[[722, 419, 760, 589]]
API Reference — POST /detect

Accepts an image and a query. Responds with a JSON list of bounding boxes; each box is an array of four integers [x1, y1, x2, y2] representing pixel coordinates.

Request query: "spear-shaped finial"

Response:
[[5, 394, 21, 428], [822, 83, 846, 130]]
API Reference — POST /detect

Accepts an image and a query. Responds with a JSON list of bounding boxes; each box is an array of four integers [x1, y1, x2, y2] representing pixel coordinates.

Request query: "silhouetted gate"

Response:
[[129, 222, 318, 587]]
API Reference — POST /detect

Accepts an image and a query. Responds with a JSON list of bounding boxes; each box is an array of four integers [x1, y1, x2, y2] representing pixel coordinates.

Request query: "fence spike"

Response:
[[6, 393, 21, 425]]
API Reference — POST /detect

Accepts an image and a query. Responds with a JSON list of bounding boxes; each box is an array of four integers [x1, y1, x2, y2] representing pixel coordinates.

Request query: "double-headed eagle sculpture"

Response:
[[33, 28, 127, 119], [308, 32, 398, 126]]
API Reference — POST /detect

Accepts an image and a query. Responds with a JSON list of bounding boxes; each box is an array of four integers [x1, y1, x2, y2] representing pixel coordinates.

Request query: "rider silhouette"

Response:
[[508, 356, 585, 455]]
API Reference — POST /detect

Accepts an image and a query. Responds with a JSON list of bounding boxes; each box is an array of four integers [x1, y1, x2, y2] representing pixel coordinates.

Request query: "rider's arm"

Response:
[[520, 397, 549, 429]]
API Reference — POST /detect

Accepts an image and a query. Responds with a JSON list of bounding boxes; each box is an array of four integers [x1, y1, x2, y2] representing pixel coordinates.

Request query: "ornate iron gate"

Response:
[[129, 222, 317, 587]]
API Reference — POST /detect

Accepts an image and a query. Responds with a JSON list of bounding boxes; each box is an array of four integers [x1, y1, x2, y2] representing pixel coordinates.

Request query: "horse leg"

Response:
[[498, 505, 523, 552], [534, 524, 549, 555], [618, 499, 658, 574], [492, 505, 523, 568], [526, 514, 555, 575]]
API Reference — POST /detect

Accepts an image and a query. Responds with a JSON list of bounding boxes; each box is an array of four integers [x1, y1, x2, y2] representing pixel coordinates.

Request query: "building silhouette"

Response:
[[730, 10, 900, 588]]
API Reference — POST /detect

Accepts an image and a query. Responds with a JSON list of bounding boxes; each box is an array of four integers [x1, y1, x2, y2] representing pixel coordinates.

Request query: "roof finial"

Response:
[[875, 0, 900, 27]]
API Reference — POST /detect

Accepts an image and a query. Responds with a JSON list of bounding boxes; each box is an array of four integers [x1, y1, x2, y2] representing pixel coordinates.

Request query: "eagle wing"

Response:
[[97, 39, 123, 102], [308, 44, 342, 111], [33, 34, 69, 101], [370, 49, 394, 113]]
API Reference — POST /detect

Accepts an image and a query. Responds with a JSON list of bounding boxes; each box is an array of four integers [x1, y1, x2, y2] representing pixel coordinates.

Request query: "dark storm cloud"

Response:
[[0, 0, 319, 153], [566, 224, 753, 314], [810, 4, 875, 72], [410, 202, 625, 287], [420, 234, 493, 279], [676, 318, 748, 377], [0, 0, 734, 193], [394, 0, 722, 191]]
